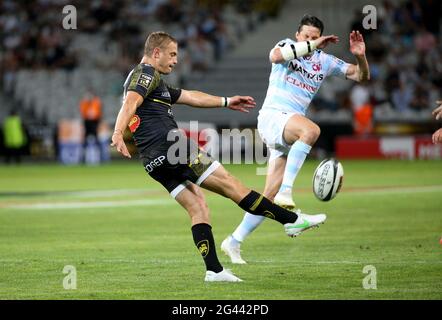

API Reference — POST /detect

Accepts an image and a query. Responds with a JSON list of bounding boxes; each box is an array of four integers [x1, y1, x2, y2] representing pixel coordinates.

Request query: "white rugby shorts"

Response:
[[257, 109, 302, 162]]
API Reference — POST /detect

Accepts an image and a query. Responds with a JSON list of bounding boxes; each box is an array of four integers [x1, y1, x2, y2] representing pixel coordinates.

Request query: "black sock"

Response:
[[238, 191, 298, 225], [191, 223, 223, 273]]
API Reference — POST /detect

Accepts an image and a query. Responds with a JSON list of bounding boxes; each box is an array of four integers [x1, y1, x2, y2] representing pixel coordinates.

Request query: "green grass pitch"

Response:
[[0, 160, 441, 299]]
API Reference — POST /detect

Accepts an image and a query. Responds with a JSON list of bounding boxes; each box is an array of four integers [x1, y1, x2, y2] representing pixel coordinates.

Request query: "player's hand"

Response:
[[315, 35, 339, 49], [432, 101, 442, 120], [349, 30, 366, 57], [432, 128, 442, 144], [111, 131, 131, 158], [227, 96, 256, 113]]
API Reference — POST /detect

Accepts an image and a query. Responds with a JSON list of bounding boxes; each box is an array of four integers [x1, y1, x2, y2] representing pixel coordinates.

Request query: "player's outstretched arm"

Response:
[[111, 91, 144, 158], [345, 30, 370, 82], [176, 89, 256, 113], [269, 35, 339, 64]]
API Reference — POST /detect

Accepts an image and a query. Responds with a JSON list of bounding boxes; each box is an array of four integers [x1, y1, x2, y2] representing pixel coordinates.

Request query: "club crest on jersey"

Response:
[[137, 73, 152, 89], [312, 63, 322, 72], [197, 240, 209, 257], [129, 115, 140, 133]]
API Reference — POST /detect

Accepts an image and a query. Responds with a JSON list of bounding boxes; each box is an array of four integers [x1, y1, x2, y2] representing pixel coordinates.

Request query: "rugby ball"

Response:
[[312, 158, 344, 201]]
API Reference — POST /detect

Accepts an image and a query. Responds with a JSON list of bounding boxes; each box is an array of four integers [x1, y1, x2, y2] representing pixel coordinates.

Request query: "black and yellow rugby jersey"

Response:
[[123, 63, 182, 154]]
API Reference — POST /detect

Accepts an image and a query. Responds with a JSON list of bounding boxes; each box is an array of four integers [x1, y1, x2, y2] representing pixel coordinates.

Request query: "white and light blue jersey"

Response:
[[261, 38, 351, 115]]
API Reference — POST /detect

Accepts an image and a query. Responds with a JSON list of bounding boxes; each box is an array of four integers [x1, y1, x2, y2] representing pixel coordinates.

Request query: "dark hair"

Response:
[[298, 15, 324, 35], [144, 31, 177, 56]]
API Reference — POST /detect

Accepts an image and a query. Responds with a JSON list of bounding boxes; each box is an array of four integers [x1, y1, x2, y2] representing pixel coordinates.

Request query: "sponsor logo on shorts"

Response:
[[144, 155, 166, 173]]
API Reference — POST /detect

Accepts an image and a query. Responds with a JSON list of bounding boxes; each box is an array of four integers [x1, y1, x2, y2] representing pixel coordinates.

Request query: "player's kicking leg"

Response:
[[201, 164, 326, 240], [174, 182, 242, 282]]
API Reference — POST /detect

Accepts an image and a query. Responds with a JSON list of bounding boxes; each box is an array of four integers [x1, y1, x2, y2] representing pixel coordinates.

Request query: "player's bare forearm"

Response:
[[355, 54, 370, 82], [177, 90, 223, 108], [347, 30, 370, 82], [177, 89, 256, 113], [111, 91, 143, 158], [346, 55, 370, 83], [114, 101, 137, 134]]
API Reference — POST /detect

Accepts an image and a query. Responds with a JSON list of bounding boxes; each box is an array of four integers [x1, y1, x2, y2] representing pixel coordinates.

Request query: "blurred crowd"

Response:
[[1, 0, 439, 116], [0, 0, 284, 92], [347, 0, 441, 115]]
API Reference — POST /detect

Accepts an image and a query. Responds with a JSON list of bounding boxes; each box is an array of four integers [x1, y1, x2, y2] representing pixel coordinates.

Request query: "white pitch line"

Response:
[[0, 188, 157, 199], [2, 185, 441, 210], [249, 260, 442, 265], [4, 199, 174, 210], [54, 188, 155, 198]]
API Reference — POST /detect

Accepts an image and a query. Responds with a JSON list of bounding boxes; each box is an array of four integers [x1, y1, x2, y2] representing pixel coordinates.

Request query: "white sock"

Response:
[[231, 212, 266, 243], [278, 140, 312, 193]]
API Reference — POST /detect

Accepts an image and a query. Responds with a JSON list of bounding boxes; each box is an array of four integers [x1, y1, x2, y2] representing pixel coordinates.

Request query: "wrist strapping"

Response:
[[280, 40, 318, 61], [222, 97, 230, 108]]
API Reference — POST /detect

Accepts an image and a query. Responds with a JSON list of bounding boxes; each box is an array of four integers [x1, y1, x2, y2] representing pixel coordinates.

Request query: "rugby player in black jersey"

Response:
[[111, 31, 326, 282]]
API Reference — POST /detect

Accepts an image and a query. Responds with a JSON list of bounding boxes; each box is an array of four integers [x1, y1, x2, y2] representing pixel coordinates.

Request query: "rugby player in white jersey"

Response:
[[222, 15, 370, 264]]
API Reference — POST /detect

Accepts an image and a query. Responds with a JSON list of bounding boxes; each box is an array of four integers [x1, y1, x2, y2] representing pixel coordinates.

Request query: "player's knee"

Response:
[[302, 125, 320, 144]]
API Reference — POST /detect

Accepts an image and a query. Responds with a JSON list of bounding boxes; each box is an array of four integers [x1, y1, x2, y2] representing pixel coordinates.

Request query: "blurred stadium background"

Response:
[[0, 0, 441, 162], [0, 0, 441, 300]]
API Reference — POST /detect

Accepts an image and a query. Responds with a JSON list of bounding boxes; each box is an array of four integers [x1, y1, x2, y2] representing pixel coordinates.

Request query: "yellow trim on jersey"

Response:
[[150, 98, 171, 107]]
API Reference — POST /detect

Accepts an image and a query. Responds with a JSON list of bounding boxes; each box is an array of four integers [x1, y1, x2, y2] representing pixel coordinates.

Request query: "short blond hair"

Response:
[[144, 31, 177, 56]]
